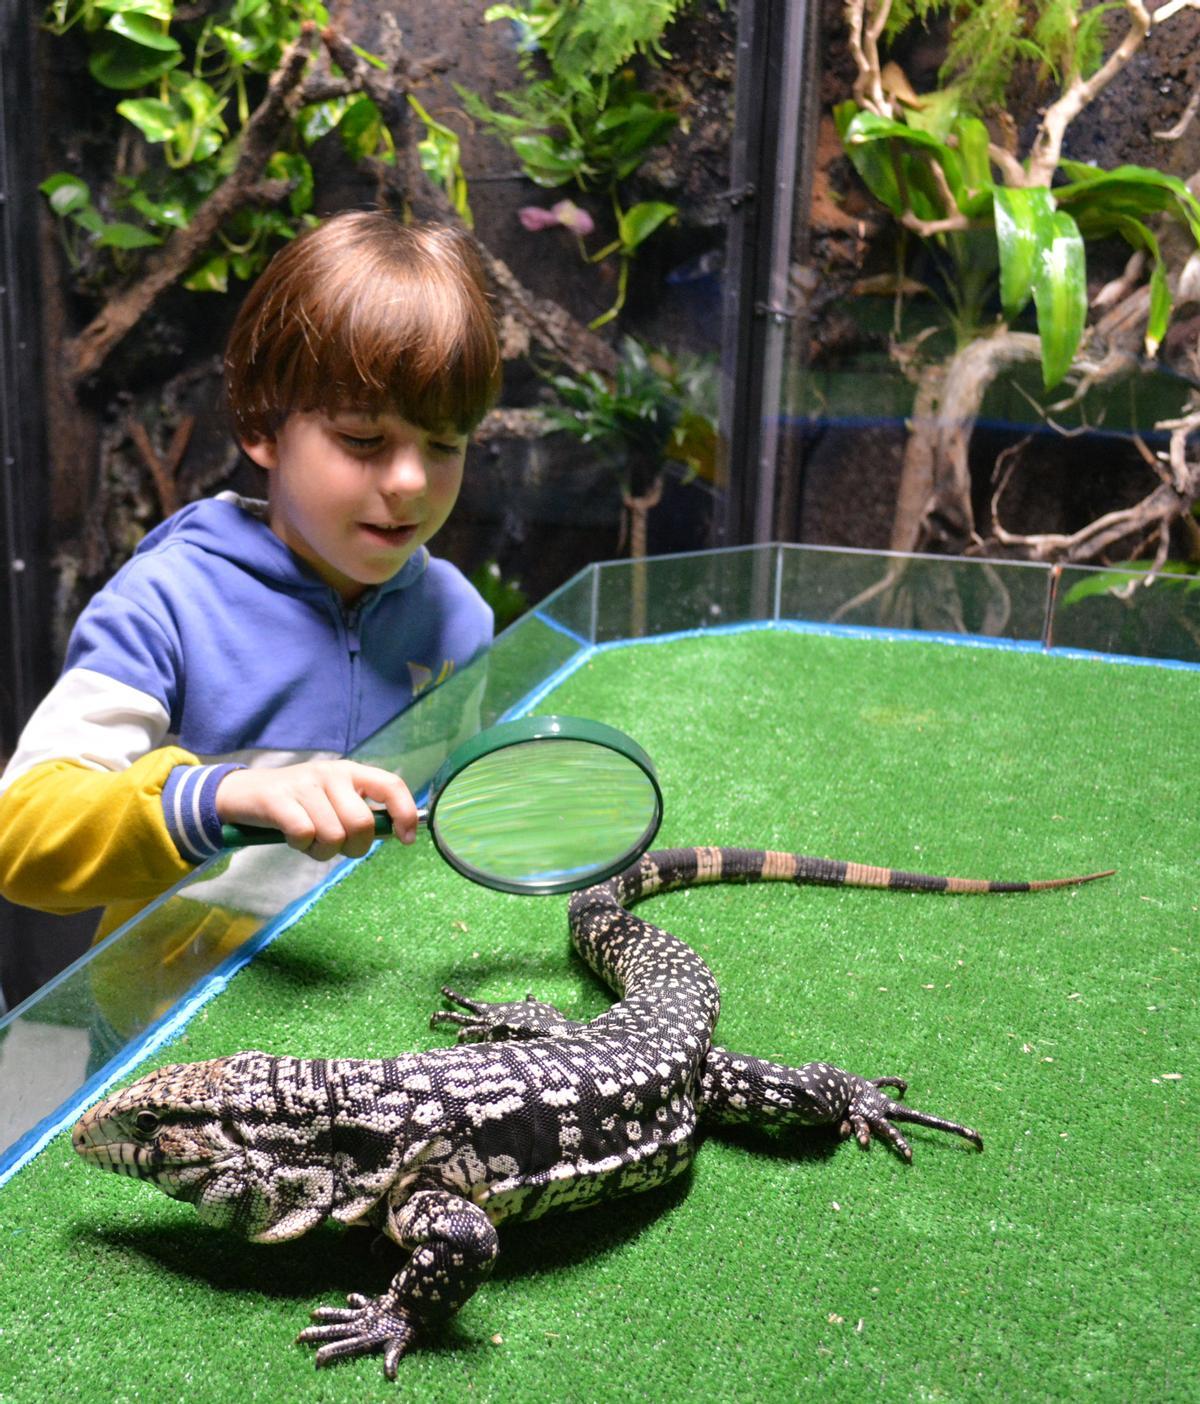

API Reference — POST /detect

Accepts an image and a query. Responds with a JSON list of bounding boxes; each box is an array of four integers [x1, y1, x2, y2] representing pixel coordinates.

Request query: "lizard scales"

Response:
[[73, 845, 1111, 1377]]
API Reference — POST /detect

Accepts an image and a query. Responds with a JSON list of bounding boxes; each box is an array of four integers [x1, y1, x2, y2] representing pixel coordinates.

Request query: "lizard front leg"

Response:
[[699, 1047, 983, 1161], [430, 987, 585, 1043], [296, 1190, 498, 1378]]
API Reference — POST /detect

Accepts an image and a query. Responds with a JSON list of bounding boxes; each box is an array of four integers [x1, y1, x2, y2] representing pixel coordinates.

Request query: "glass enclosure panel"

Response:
[[1049, 566, 1200, 665], [4, 544, 1196, 1172], [779, 545, 1051, 641], [592, 546, 776, 643], [0, 588, 591, 1166]]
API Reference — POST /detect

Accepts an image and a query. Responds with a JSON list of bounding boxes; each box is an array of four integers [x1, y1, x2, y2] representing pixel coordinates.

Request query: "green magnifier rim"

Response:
[[426, 714, 663, 896]]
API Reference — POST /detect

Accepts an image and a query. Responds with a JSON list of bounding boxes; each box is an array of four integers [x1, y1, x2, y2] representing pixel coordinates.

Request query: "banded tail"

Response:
[[624, 847, 1114, 900]]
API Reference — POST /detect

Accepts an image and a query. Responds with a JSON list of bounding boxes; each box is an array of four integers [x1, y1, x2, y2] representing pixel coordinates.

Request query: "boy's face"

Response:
[[243, 410, 469, 602]]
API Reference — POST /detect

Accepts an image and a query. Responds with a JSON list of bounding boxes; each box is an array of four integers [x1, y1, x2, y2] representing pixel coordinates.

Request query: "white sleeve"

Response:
[[0, 667, 171, 795]]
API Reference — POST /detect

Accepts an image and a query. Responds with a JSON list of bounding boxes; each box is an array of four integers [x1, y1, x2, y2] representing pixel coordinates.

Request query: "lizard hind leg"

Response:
[[429, 986, 584, 1043], [840, 1075, 983, 1161], [699, 1047, 982, 1161]]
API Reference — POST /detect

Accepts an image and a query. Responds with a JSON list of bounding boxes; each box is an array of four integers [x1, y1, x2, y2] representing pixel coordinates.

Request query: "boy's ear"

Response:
[[240, 436, 277, 470]]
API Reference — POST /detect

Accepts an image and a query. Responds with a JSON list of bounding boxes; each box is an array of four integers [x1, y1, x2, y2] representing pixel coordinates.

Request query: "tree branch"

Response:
[[64, 24, 321, 385], [1026, 1, 1152, 186]]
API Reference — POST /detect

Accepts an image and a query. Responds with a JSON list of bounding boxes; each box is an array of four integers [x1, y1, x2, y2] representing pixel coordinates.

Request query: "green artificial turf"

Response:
[[1, 628, 1196, 1403]]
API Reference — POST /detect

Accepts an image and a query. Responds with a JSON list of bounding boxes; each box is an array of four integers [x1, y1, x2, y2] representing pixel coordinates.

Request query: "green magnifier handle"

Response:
[[220, 809, 428, 848]]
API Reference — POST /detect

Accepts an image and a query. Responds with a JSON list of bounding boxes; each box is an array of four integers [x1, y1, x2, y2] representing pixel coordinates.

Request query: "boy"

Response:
[[0, 212, 502, 921]]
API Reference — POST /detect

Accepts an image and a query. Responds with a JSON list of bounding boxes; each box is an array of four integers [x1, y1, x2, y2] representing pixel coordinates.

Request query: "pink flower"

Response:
[[518, 200, 595, 237]]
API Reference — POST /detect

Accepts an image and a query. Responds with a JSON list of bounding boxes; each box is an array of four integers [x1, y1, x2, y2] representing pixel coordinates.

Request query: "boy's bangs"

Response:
[[227, 216, 501, 442], [307, 276, 499, 433]]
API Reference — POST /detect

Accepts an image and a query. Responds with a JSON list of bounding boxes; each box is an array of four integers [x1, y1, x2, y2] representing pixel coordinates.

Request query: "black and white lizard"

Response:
[[73, 846, 1110, 1378]]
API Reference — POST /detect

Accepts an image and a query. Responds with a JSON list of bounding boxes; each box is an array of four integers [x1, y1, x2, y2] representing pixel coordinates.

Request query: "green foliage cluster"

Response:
[[545, 337, 718, 489], [838, 1, 1200, 387], [886, 0, 1114, 115], [39, 0, 469, 292], [460, 0, 700, 325]]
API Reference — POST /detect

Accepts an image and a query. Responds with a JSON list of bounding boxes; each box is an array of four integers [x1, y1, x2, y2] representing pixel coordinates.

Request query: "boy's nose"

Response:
[[380, 444, 427, 497]]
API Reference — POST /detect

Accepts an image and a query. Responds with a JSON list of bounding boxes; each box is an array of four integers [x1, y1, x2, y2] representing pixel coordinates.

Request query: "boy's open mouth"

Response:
[[358, 522, 417, 547]]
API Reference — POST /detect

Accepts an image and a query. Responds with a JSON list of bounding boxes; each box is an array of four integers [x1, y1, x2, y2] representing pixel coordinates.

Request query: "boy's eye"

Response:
[[339, 433, 384, 451], [430, 440, 465, 456]]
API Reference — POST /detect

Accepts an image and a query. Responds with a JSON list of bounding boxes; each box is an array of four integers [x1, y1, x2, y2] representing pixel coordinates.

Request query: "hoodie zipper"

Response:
[[340, 600, 365, 753]]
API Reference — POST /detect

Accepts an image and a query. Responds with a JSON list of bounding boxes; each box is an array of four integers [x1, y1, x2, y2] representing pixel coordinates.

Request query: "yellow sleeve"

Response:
[[0, 748, 200, 914]]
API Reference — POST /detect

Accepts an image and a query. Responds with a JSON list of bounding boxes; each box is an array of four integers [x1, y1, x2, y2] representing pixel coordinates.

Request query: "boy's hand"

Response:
[[216, 761, 418, 862]]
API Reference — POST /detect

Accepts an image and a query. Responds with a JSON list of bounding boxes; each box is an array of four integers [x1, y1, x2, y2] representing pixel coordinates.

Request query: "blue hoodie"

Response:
[[0, 494, 492, 906]]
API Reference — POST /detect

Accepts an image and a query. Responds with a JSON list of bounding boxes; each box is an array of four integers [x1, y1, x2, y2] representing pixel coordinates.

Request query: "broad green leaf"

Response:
[[338, 95, 385, 161], [298, 99, 348, 145], [1057, 162, 1200, 245], [97, 0, 172, 17], [511, 133, 585, 187], [105, 12, 181, 52], [89, 32, 181, 88], [1063, 560, 1199, 605], [183, 254, 229, 293], [212, 25, 261, 65], [115, 97, 176, 142], [40, 173, 90, 216], [618, 201, 675, 251], [95, 220, 161, 249], [960, 115, 993, 197], [904, 87, 960, 143], [125, 188, 190, 229], [837, 106, 965, 220], [994, 185, 1056, 321], [1031, 210, 1086, 389]]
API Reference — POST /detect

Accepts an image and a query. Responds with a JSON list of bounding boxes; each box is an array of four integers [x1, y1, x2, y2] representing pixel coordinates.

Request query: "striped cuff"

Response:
[[162, 763, 245, 863]]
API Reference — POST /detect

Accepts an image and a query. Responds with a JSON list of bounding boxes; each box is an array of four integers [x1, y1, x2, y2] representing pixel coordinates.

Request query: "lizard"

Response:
[[72, 845, 1111, 1379]]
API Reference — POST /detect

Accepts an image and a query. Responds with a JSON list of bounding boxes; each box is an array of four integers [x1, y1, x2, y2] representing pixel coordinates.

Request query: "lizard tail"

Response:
[[621, 848, 1114, 898]]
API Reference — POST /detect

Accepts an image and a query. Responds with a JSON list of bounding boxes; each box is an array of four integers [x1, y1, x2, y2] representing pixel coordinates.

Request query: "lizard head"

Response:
[[72, 1051, 335, 1242]]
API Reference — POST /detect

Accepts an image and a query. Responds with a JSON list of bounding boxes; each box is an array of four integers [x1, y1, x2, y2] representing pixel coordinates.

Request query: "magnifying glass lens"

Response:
[[430, 739, 660, 891]]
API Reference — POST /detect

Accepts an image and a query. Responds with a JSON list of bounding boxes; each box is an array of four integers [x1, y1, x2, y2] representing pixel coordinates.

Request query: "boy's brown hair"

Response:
[[225, 212, 501, 441]]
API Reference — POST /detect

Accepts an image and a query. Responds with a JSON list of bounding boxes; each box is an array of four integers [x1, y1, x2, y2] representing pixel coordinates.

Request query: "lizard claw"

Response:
[[839, 1074, 983, 1161], [297, 1293, 418, 1380]]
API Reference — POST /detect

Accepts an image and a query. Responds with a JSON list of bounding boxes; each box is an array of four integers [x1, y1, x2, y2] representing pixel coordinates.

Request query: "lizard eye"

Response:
[[134, 1111, 160, 1136]]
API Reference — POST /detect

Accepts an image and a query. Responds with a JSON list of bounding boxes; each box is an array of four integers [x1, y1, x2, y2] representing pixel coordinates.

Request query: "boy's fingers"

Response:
[[349, 765, 418, 843]]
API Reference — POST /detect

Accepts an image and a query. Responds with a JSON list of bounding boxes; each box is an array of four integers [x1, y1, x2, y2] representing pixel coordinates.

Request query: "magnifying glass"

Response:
[[219, 715, 663, 895]]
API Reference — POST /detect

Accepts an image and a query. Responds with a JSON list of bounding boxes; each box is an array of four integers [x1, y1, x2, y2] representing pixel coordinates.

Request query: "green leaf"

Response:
[[97, 0, 172, 18], [1031, 210, 1086, 389], [1146, 259, 1170, 359], [338, 96, 385, 161], [105, 12, 181, 52], [266, 151, 313, 216], [1057, 162, 1200, 246], [618, 201, 675, 252], [40, 172, 91, 216], [954, 115, 992, 207], [183, 254, 229, 293], [993, 185, 1056, 321], [125, 188, 190, 229], [511, 133, 585, 187], [115, 97, 177, 142], [1100, 215, 1172, 358], [88, 32, 181, 89], [298, 98, 348, 145], [95, 220, 161, 249]]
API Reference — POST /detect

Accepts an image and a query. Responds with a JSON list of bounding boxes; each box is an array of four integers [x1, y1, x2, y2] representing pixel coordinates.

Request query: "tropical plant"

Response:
[[40, 0, 469, 292], [460, 0, 693, 326], [546, 336, 717, 556], [834, 0, 1200, 580]]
